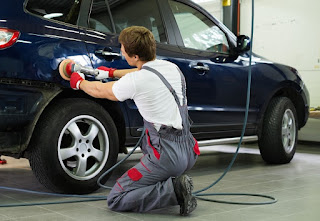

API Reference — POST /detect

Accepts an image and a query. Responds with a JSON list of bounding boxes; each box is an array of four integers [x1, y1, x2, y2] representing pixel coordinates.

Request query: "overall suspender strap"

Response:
[[142, 66, 187, 107], [177, 68, 187, 106]]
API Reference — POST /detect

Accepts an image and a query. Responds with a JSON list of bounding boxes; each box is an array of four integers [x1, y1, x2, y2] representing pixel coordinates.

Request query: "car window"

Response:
[[109, 0, 167, 43], [89, 0, 113, 33], [25, 0, 81, 25], [169, 0, 229, 53]]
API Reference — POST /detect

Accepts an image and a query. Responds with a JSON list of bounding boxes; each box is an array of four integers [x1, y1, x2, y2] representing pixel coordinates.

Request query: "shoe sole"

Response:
[[178, 175, 197, 216]]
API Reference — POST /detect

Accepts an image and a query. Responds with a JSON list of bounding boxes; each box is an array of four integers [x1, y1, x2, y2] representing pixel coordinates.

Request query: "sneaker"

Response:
[[173, 174, 197, 216]]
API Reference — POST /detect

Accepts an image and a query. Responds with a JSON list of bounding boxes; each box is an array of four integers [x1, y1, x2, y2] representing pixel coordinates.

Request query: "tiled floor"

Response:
[[1, 117, 320, 220], [1, 140, 320, 221]]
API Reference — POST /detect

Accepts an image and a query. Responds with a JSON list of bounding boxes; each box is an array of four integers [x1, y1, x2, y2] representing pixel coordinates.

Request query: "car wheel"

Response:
[[29, 98, 119, 194], [258, 97, 297, 164]]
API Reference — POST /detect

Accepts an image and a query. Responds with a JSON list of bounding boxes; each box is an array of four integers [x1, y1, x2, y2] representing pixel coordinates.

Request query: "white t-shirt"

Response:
[[112, 59, 184, 131]]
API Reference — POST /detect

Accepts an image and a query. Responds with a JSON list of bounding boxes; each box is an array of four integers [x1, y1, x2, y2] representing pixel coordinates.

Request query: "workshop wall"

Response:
[[193, 0, 223, 21], [240, 0, 320, 108]]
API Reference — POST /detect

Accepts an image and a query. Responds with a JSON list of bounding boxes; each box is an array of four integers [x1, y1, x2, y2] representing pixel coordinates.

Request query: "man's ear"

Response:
[[134, 55, 140, 61]]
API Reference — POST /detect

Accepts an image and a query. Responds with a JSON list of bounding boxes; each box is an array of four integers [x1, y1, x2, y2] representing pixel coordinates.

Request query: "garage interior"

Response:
[[1, 0, 320, 220]]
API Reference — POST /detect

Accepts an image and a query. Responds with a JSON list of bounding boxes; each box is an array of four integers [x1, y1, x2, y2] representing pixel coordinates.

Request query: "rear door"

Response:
[[81, 0, 186, 138], [21, 0, 92, 85]]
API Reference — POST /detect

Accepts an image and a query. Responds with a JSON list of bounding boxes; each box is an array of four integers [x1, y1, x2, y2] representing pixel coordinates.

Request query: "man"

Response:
[[69, 26, 200, 215]]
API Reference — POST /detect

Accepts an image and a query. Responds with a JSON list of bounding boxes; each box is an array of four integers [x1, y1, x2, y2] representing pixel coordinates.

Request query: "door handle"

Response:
[[95, 49, 121, 57], [190, 63, 210, 72]]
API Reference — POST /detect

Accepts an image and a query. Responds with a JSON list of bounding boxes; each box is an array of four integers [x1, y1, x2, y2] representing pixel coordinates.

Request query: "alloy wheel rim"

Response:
[[281, 109, 296, 154], [58, 115, 109, 180]]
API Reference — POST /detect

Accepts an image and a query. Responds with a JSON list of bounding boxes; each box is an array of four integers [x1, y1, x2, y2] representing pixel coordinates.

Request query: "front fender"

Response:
[[257, 80, 309, 137]]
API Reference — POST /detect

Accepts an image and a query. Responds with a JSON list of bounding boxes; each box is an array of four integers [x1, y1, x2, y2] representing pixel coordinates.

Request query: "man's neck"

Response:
[[136, 60, 148, 70]]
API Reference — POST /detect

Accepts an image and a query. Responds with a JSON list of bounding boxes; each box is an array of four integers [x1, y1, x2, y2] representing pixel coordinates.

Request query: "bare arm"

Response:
[[79, 80, 118, 101], [76, 67, 137, 101], [69, 66, 137, 101], [113, 68, 138, 78]]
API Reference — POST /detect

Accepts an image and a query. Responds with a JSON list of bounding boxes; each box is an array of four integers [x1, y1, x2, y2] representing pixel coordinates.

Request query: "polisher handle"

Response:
[[73, 63, 99, 77], [59, 59, 116, 81]]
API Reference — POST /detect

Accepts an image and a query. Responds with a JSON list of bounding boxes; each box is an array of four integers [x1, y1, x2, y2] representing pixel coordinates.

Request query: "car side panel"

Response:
[[0, 6, 91, 154]]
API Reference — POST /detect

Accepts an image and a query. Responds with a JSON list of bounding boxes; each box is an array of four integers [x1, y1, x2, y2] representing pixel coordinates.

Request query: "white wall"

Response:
[[240, 0, 320, 107], [192, 0, 223, 21]]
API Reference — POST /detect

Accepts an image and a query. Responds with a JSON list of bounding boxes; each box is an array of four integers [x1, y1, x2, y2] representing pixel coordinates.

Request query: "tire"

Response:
[[258, 97, 297, 164], [29, 98, 119, 194]]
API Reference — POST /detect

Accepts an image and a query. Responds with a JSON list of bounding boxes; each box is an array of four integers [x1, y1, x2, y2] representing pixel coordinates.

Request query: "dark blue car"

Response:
[[0, 0, 309, 193]]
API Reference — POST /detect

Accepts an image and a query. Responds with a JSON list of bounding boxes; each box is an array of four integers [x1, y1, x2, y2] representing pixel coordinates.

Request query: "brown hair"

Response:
[[118, 26, 156, 61]]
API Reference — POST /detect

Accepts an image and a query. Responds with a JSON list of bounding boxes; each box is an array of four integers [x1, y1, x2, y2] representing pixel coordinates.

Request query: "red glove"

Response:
[[96, 66, 117, 80], [70, 72, 85, 90]]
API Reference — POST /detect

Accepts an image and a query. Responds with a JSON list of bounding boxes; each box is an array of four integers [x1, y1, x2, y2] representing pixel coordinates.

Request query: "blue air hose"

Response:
[[192, 0, 277, 205], [0, 0, 276, 208], [0, 129, 145, 207]]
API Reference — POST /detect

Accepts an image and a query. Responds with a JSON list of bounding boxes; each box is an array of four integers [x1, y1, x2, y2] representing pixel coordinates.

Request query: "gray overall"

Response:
[[107, 66, 200, 212]]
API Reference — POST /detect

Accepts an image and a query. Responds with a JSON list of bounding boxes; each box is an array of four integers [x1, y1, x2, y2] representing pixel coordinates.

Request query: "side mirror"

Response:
[[236, 35, 251, 53]]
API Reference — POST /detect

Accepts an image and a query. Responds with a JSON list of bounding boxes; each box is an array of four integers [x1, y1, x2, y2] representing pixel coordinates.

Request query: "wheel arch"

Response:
[[257, 83, 307, 137], [24, 89, 127, 157]]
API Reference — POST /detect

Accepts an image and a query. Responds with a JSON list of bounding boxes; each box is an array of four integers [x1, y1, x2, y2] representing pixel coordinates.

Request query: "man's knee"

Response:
[[107, 191, 123, 211]]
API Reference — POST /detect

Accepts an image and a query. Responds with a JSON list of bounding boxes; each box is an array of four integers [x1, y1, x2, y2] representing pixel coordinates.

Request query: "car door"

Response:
[[165, 0, 258, 139], [81, 0, 187, 138]]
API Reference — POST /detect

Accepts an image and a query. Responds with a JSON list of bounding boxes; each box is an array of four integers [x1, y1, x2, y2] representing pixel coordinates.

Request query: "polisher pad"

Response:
[[59, 59, 75, 80]]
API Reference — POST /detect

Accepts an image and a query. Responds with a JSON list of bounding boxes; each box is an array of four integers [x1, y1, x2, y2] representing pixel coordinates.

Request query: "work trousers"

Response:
[[107, 122, 199, 212]]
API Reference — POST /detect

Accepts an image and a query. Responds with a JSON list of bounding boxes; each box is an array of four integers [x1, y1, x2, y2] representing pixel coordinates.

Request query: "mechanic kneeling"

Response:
[[68, 26, 200, 216]]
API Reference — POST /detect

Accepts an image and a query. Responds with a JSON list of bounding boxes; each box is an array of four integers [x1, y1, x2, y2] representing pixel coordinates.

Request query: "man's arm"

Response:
[[96, 67, 138, 79], [79, 80, 118, 101], [69, 67, 137, 101], [81, 67, 138, 100], [113, 68, 138, 78]]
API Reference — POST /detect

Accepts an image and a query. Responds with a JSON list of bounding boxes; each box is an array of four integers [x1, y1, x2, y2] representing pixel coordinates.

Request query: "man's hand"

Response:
[[70, 72, 85, 90], [95, 66, 117, 80]]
